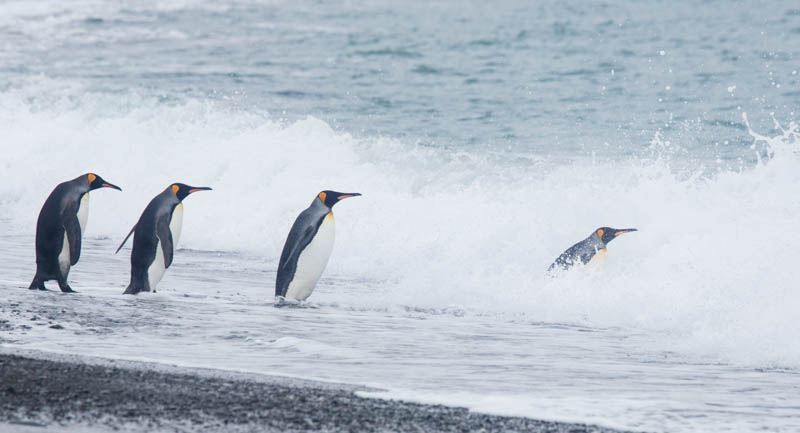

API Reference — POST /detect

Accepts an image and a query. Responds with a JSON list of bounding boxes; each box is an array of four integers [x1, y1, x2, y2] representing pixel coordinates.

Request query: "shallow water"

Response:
[[2, 234, 800, 433], [1, 1, 800, 432]]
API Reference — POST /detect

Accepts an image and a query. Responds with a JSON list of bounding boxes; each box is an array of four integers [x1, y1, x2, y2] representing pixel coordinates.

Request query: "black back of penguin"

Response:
[[118, 183, 211, 295], [29, 173, 121, 292], [34, 178, 88, 278], [548, 227, 637, 272], [122, 186, 179, 294], [275, 190, 361, 300], [275, 195, 330, 298]]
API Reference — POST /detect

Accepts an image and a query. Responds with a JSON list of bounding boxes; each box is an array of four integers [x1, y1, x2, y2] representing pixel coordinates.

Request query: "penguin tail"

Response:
[[28, 275, 47, 291], [123, 285, 141, 295], [115, 224, 137, 254]]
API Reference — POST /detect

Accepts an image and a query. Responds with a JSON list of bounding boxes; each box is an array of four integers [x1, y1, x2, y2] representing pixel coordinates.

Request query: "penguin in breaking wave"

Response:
[[275, 190, 361, 302], [29, 173, 121, 292], [116, 183, 211, 295], [548, 227, 637, 272]]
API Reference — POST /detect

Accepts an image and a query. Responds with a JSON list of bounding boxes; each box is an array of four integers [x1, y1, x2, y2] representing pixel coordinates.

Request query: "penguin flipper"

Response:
[[275, 222, 319, 297], [156, 214, 174, 269], [549, 239, 599, 272], [548, 252, 576, 272], [548, 240, 591, 272], [62, 202, 82, 266], [115, 224, 136, 254]]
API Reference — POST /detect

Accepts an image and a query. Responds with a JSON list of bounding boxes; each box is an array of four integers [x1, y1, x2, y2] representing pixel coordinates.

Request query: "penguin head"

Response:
[[87, 173, 122, 191], [170, 183, 212, 201], [595, 227, 637, 245], [317, 190, 362, 208]]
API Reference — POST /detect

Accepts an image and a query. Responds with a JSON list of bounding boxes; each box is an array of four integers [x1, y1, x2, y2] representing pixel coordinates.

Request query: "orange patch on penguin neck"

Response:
[[318, 191, 327, 203], [597, 229, 604, 238], [88, 174, 96, 184], [171, 185, 179, 195]]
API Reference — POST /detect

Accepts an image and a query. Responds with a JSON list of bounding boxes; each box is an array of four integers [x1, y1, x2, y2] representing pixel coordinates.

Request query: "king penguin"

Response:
[[275, 190, 361, 302], [548, 227, 637, 272], [29, 173, 122, 292], [116, 183, 211, 295]]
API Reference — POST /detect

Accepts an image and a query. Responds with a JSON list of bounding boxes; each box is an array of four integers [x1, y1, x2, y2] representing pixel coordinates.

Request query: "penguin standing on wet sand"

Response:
[[116, 183, 211, 295], [276, 190, 361, 302], [548, 227, 637, 272], [29, 173, 122, 292]]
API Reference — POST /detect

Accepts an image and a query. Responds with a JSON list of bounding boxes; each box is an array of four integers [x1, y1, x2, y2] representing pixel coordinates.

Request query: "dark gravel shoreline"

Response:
[[0, 351, 632, 433]]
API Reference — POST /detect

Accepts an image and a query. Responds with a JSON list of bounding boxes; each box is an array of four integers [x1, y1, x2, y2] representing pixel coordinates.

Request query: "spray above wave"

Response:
[[1, 87, 799, 368]]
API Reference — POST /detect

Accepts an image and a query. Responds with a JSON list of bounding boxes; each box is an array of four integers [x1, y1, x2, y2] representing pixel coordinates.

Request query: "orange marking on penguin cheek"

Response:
[[318, 192, 327, 202], [88, 174, 96, 185], [171, 185, 179, 195], [597, 229, 604, 238]]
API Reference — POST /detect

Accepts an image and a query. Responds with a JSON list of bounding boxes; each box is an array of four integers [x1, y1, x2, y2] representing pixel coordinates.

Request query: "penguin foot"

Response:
[[28, 280, 47, 291], [59, 286, 77, 293], [273, 297, 312, 308]]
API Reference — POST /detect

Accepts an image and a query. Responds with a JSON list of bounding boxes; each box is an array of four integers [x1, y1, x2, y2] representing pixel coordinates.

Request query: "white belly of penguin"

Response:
[[587, 248, 607, 268], [147, 203, 183, 291], [77, 192, 90, 235], [58, 193, 90, 276], [57, 235, 70, 276], [285, 214, 335, 301]]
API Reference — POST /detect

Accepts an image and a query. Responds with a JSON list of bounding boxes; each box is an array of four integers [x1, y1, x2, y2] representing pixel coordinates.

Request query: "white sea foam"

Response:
[[2, 0, 799, 430], [2, 82, 798, 369], [2, 83, 800, 432]]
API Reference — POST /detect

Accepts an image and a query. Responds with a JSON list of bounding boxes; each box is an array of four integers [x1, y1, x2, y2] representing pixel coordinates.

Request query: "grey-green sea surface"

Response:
[[1, 1, 799, 432]]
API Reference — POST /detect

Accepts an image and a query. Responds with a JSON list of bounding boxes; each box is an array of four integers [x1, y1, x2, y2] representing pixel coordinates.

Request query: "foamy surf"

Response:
[[2, 86, 798, 369], [2, 0, 800, 427], [1, 84, 799, 431]]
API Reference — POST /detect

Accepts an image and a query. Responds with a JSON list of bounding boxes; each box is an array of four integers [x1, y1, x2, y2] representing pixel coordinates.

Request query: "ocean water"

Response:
[[1, 1, 800, 432]]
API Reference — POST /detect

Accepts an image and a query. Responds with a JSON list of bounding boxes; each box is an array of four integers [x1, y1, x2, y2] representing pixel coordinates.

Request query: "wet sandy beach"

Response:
[[0, 351, 629, 433]]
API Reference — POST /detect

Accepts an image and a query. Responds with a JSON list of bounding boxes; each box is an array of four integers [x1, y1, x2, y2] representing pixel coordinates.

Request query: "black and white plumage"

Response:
[[28, 173, 121, 292], [117, 183, 211, 295], [548, 227, 637, 272], [275, 190, 361, 301]]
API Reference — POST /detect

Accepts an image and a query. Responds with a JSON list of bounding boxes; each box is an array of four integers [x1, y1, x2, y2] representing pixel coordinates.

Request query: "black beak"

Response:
[[336, 192, 362, 200], [102, 182, 122, 191], [614, 228, 637, 237], [187, 186, 212, 194]]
